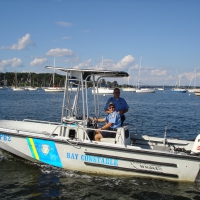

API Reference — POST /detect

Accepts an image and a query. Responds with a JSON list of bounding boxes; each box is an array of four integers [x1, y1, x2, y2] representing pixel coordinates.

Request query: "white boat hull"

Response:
[[25, 87, 38, 91], [91, 88, 113, 94], [44, 87, 65, 92], [188, 89, 200, 93], [121, 88, 136, 92], [136, 88, 156, 93], [12, 88, 26, 91], [171, 88, 187, 93], [157, 88, 165, 91], [195, 92, 200, 96], [0, 87, 7, 90], [0, 119, 200, 182]]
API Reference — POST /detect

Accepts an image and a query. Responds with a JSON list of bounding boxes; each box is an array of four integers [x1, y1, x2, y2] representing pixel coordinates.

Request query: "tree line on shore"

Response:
[[0, 72, 183, 89], [0, 72, 121, 88]]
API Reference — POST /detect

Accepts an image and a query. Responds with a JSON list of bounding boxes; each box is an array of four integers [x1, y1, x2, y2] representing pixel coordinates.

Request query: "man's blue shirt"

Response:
[[104, 111, 121, 129], [104, 97, 129, 115]]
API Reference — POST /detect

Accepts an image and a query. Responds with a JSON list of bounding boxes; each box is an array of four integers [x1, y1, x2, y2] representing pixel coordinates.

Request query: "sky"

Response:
[[0, 0, 200, 86]]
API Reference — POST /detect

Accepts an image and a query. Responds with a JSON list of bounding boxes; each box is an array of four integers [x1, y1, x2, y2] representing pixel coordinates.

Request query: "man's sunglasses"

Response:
[[109, 106, 115, 109]]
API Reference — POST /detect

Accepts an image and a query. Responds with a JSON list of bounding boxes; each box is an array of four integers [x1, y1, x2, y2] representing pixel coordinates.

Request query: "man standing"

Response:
[[104, 88, 129, 126]]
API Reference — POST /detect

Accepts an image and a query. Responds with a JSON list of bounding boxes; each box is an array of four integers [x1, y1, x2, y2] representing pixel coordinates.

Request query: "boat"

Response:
[[121, 87, 136, 92], [121, 68, 136, 92], [171, 88, 187, 93], [44, 59, 65, 92], [25, 87, 38, 91], [91, 56, 113, 95], [24, 72, 39, 91], [136, 88, 156, 93], [91, 87, 113, 94], [157, 86, 165, 91], [188, 68, 198, 93], [12, 72, 25, 91], [0, 76, 8, 90], [1, 66, 200, 182], [194, 90, 200, 96], [171, 68, 187, 93], [44, 87, 64, 92], [135, 57, 155, 93], [0, 86, 7, 90]]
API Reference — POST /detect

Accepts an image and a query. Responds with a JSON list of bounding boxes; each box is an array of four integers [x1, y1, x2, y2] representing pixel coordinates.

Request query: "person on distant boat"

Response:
[[91, 102, 121, 142], [104, 87, 129, 126]]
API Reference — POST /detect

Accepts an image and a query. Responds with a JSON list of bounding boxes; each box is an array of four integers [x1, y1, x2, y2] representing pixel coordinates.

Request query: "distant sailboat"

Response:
[[0, 74, 7, 90], [91, 55, 113, 95], [12, 72, 25, 91], [25, 72, 38, 91], [171, 68, 187, 93], [44, 59, 64, 92], [135, 57, 155, 93], [157, 87, 165, 91], [188, 68, 199, 93], [121, 68, 136, 92]]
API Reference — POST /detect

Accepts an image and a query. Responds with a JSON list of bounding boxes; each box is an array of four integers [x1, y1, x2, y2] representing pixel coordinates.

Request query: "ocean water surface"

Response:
[[0, 89, 200, 199]]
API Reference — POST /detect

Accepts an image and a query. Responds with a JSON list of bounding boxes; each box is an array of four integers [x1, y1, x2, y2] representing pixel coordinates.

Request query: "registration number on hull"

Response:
[[0, 133, 11, 142]]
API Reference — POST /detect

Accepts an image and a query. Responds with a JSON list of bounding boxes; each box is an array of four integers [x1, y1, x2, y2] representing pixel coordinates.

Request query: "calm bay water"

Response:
[[1, 89, 200, 199]]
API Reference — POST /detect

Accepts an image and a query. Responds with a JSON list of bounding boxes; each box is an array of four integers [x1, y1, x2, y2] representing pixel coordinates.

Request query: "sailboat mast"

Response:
[[194, 68, 196, 88], [137, 56, 142, 89], [128, 68, 130, 86], [53, 58, 55, 86], [15, 72, 17, 88]]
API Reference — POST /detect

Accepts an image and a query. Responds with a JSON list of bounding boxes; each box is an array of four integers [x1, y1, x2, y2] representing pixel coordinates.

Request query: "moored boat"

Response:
[[91, 87, 113, 94], [135, 57, 155, 93], [171, 88, 187, 93], [0, 66, 200, 182], [136, 88, 156, 93], [121, 87, 136, 92], [194, 91, 200, 96], [171, 68, 186, 93]]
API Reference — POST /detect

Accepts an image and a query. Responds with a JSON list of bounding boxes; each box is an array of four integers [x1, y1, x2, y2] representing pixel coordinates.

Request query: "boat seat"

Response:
[[100, 131, 120, 143], [100, 138, 116, 143]]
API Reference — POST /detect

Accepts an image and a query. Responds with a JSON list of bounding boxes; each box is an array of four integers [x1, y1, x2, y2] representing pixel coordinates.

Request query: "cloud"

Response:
[[46, 48, 73, 57], [1, 34, 35, 50], [56, 21, 72, 27], [0, 58, 23, 71], [74, 59, 93, 69], [30, 58, 48, 66], [151, 69, 167, 76], [62, 36, 71, 40], [130, 64, 140, 71], [114, 55, 135, 70]]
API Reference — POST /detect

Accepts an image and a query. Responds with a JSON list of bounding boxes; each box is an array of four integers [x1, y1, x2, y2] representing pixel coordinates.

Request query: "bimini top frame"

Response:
[[45, 66, 129, 126]]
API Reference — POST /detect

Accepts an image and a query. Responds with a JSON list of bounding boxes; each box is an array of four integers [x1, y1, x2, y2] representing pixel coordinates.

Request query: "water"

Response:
[[1, 89, 200, 199]]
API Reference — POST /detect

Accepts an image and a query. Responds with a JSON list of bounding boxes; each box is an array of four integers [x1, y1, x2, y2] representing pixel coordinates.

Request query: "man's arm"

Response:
[[105, 109, 111, 114], [96, 118, 106, 123], [101, 122, 112, 130], [117, 109, 128, 115]]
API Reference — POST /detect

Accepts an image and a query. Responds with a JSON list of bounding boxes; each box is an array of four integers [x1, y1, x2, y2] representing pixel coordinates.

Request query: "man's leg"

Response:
[[94, 131, 103, 141], [121, 115, 125, 126]]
